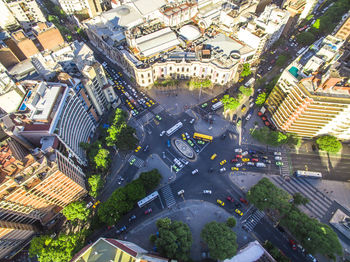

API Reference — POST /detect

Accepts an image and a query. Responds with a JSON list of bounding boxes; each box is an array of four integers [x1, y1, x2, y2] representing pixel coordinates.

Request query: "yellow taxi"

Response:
[[242, 158, 250, 162], [211, 154, 217, 160], [212, 98, 218, 103], [182, 133, 186, 140], [135, 146, 141, 152], [92, 201, 101, 209], [239, 78, 244, 82], [235, 209, 243, 216], [220, 159, 227, 165], [146, 102, 151, 107], [150, 100, 155, 105], [231, 167, 239, 171], [217, 199, 224, 206]]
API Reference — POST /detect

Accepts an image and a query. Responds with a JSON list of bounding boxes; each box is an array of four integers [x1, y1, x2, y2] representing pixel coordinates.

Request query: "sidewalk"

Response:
[[193, 111, 231, 138], [125, 200, 254, 260]]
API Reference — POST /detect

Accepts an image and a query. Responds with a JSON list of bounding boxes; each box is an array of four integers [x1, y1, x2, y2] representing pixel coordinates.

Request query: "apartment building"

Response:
[[56, 0, 102, 18], [266, 35, 350, 140], [6, 0, 46, 31], [0, 0, 19, 30], [71, 238, 169, 262], [334, 13, 350, 42], [4, 30, 39, 61], [33, 22, 65, 51], [0, 141, 86, 259], [2, 77, 98, 165]]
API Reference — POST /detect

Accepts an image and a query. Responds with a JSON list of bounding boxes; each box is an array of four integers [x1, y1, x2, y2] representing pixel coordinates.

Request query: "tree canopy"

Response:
[[221, 95, 240, 111], [250, 127, 300, 147], [188, 78, 212, 89], [226, 217, 236, 228], [94, 148, 110, 169], [240, 63, 252, 77], [29, 233, 84, 262], [239, 85, 253, 96], [316, 135, 342, 153], [292, 192, 309, 206], [62, 201, 90, 221], [139, 169, 162, 192], [201, 221, 237, 260], [154, 218, 192, 261], [255, 92, 267, 106], [296, 32, 315, 45], [276, 55, 290, 67], [247, 178, 292, 215], [88, 175, 103, 198]]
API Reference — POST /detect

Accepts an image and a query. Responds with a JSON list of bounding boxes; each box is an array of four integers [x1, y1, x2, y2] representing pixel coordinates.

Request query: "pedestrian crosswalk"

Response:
[[159, 184, 176, 208], [270, 176, 334, 220], [152, 105, 164, 114], [128, 155, 144, 168], [138, 112, 154, 125], [242, 209, 265, 232]]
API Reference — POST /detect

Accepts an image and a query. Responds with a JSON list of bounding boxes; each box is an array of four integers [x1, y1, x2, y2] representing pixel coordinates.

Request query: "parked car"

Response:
[[231, 158, 239, 163], [220, 159, 227, 165], [235, 209, 243, 216], [264, 159, 271, 164], [275, 156, 282, 161], [177, 189, 185, 195], [247, 162, 255, 166], [249, 150, 256, 154], [289, 239, 297, 250], [217, 199, 225, 206], [128, 215, 136, 222], [275, 161, 283, 166], [219, 167, 226, 173], [251, 158, 259, 162], [211, 153, 217, 160], [167, 140, 171, 147], [274, 152, 282, 156], [226, 196, 234, 202], [234, 148, 242, 153], [160, 131, 165, 136], [231, 167, 239, 171], [240, 197, 248, 204], [236, 163, 243, 167], [242, 151, 249, 156]]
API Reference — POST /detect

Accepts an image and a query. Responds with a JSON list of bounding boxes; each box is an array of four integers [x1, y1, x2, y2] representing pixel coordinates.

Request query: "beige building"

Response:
[[334, 14, 350, 42], [4, 30, 39, 61], [266, 35, 350, 140], [57, 0, 102, 18], [6, 0, 46, 30]]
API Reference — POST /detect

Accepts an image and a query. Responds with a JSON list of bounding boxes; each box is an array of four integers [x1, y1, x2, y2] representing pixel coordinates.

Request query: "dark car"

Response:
[[128, 215, 136, 222], [289, 239, 297, 250], [233, 114, 237, 121], [234, 202, 242, 208], [236, 154, 243, 159], [251, 154, 259, 158], [231, 158, 239, 163], [143, 145, 149, 152], [248, 150, 256, 154], [221, 134, 226, 140]]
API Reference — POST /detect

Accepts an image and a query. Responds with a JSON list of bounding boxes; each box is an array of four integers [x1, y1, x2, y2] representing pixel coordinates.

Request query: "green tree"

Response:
[[276, 55, 290, 67], [240, 63, 252, 77], [124, 180, 146, 203], [115, 123, 138, 150], [250, 127, 289, 146], [255, 92, 267, 106], [239, 85, 253, 96], [313, 19, 320, 29], [316, 135, 342, 153], [94, 148, 110, 169], [139, 169, 162, 192], [29, 233, 83, 262], [88, 175, 103, 198], [226, 217, 236, 227], [293, 192, 309, 206], [188, 78, 212, 89], [154, 218, 192, 261], [247, 178, 292, 215], [201, 221, 237, 260], [221, 95, 240, 111], [296, 32, 315, 45], [281, 207, 342, 258], [62, 201, 90, 221]]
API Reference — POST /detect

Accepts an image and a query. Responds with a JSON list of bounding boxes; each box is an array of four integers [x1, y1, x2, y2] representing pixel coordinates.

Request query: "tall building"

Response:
[[71, 238, 169, 262], [2, 77, 98, 165], [0, 140, 86, 259], [334, 13, 350, 42], [0, 0, 19, 31], [5, 0, 46, 31], [265, 35, 350, 140], [55, 0, 102, 18]]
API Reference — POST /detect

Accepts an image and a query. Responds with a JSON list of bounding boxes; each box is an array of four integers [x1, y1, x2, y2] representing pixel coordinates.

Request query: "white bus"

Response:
[[297, 47, 307, 56], [137, 191, 159, 208], [294, 170, 322, 179], [211, 101, 223, 111], [166, 122, 183, 136]]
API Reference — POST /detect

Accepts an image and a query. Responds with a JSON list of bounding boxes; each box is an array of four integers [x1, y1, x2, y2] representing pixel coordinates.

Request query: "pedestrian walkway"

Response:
[[128, 155, 144, 168], [270, 176, 334, 220], [138, 111, 154, 125], [159, 184, 176, 208], [152, 105, 164, 114], [243, 209, 265, 232]]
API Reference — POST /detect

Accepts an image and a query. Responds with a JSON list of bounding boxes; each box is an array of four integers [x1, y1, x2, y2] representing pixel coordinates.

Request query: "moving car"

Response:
[[129, 158, 136, 165], [235, 209, 243, 216], [251, 158, 259, 162], [129, 215, 136, 222], [219, 167, 226, 173], [234, 148, 242, 153], [242, 158, 250, 162], [160, 131, 165, 136], [240, 197, 248, 205], [201, 103, 208, 108], [135, 146, 141, 152], [236, 163, 243, 167], [187, 139, 194, 147], [92, 201, 100, 208], [220, 159, 227, 165], [155, 115, 162, 121], [231, 167, 239, 171], [211, 154, 217, 160], [192, 169, 199, 175], [167, 140, 171, 147], [242, 151, 249, 156], [203, 190, 212, 194], [177, 189, 185, 195], [274, 152, 282, 156], [231, 158, 238, 163], [217, 199, 225, 206], [247, 162, 255, 166], [276, 161, 283, 166], [236, 154, 242, 158], [182, 133, 186, 140], [275, 156, 282, 160], [289, 239, 297, 250]]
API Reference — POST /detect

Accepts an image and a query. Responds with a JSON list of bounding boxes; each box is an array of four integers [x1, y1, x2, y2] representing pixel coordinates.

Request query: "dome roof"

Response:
[[179, 25, 201, 41], [116, 6, 131, 16]]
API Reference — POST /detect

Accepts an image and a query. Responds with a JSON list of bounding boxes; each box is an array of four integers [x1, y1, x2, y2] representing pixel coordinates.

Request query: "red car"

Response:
[[240, 197, 248, 205], [265, 121, 271, 126], [145, 208, 152, 215], [251, 158, 259, 162], [289, 239, 297, 250], [236, 154, 242, 159], [226, 196, 234, 202], [258, 112, 263, 116], [262, 116, 267, 121], [231, 158, 239, 163]]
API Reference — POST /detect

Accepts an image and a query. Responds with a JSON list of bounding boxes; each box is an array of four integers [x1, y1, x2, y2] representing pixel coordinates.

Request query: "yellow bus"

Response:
[[193, 132, 213, 142]]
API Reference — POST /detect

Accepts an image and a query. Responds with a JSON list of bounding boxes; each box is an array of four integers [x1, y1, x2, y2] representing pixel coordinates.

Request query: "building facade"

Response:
[[6, 0, 46, 31], [56, 0, 102, 18], [334, 13, 350, 42]]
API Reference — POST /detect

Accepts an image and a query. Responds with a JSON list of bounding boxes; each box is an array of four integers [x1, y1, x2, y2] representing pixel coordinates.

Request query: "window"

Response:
[[182, 67, 184, 72], [170, 67, 172, 71], [141, 74, 144, 78], [142, 80, 144, 84], [148, 73, 150, 77], [187, 68, 189, 72], [194, 67, 196, 70]]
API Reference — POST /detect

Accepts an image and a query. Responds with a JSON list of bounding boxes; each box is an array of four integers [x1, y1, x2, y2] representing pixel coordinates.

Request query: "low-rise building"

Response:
[[4, 30, 39, 61]]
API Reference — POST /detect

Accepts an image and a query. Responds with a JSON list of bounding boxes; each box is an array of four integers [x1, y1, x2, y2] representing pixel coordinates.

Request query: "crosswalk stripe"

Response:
[[243, 209, 265, 232], [160, 185, 176, 208], [152, 105, 164, 114]]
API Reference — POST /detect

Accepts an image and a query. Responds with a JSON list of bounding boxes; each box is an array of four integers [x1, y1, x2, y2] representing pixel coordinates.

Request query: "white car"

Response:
[[192, 169, 199, 175], [203, 190, 212, 194], [268, 66, 272, 71], [247, 162, 255, 166], [178, 190, 185, 195], [219, 167, 226, 173], [160, 131, 166, 136], [236, 163, 243, 167], [249, 102, 254, 108], [234, 148, 242, 153], [242, 151, 249, 156], [185, 132, 190, 139], [246, 114, 252, 121], [180, 158, 189, 165], [275, 156, 282, 161], [190, 119, 195, 124], [274, 152, 282, 156]]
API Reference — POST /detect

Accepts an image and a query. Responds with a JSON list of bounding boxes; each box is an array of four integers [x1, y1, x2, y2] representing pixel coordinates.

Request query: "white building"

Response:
[[0, 0, 19, 30], [255, 4, 290, 48], [6, 0, 46, 30], [55, 0, 102, 18]]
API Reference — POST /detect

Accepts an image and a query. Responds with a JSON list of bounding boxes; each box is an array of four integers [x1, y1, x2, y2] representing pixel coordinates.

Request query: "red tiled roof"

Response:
[[23, 123, 50, 131]]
